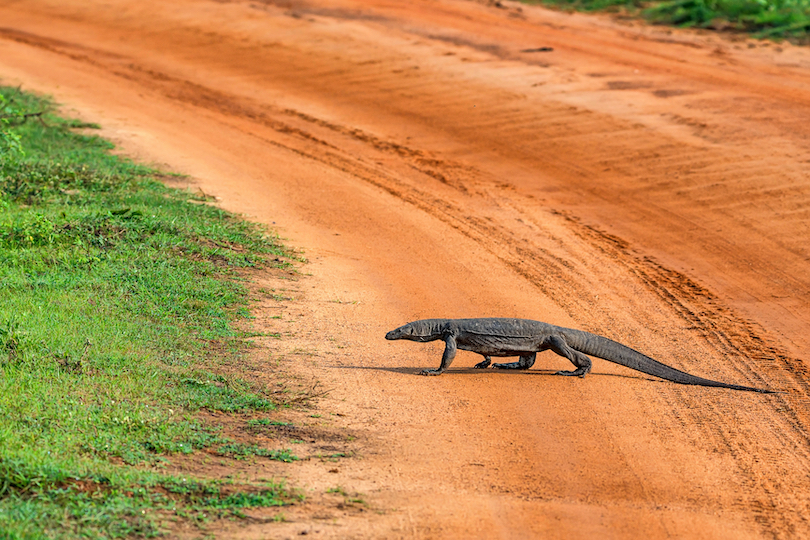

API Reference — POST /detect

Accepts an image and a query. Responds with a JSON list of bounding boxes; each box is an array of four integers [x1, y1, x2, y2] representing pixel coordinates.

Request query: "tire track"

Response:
[[564, 215, 810, 539]]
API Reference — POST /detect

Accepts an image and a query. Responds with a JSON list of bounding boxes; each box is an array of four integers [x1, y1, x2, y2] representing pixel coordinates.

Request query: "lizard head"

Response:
[[385, 319, 445, 342]]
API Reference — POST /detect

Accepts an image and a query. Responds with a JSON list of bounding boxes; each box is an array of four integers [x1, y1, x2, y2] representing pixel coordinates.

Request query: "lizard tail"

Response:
[[562, 329, 776, 394]]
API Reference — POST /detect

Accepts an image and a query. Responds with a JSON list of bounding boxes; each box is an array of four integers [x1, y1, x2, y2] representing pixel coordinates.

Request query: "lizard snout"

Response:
[[385, 329, 400, 340]]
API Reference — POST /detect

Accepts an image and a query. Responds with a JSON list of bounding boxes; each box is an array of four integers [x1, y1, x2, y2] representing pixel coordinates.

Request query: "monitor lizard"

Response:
[[385, 318, 775, 393]]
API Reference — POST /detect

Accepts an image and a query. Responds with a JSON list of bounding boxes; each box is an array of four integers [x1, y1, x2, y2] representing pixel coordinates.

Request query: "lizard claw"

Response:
[[419, 369, 443, 376]]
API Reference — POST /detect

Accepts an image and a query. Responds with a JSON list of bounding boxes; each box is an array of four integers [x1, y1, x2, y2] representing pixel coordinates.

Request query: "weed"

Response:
[[316, 452, 348, 462], [0, 318, 24, 362], [326, 486, 366, 507], [161, 476, 290, 510], [216, 443, 299, 462], [0, 92, 28, 162], [51, 339, 92, 374], [246, 418, 293, 428]]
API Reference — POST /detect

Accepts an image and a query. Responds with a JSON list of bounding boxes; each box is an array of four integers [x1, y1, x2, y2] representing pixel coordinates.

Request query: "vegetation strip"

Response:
[[521, 0, 810, 41], [0, 86, 297, 538]]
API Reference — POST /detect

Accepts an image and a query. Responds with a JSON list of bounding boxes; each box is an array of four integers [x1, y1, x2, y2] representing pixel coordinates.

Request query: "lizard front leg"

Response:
[[420, 333, 457, 376]]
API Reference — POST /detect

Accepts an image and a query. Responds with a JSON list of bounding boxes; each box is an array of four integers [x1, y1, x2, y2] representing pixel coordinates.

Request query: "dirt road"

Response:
[[2, 0, 810, 537]]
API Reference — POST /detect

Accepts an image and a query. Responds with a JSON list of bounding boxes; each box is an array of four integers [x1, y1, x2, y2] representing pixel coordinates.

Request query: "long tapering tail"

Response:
[[562, 328, 776, 393]]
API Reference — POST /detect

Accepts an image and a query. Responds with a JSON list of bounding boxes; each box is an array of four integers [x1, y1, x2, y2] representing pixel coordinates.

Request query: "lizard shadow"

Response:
[[450, 368, 665, 384], [333, 365, 664, 383], [446, 368, 664, 384]]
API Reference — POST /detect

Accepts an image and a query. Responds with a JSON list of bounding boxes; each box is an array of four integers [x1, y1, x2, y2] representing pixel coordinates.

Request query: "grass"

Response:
[[215, 443, 298, 462], [521, 0, 810, 41], [246, 418, 294, 428], [0, 459, 293, 538], [0, 86, 299, 538]]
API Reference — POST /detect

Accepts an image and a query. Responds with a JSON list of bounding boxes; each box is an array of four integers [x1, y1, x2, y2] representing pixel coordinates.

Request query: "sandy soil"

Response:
[[2, 0, 810, 537]]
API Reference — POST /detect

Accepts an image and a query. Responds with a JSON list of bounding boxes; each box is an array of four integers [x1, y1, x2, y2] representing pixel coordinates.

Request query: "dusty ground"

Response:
[[2, 0, 810, 537]]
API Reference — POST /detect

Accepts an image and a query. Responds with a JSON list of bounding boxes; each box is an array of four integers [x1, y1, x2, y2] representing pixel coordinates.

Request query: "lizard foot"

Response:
[[473, 359, 491, 369], [493, 361, 525, 370], [555, 368, 589, 378], [419, 369, 444, 376]]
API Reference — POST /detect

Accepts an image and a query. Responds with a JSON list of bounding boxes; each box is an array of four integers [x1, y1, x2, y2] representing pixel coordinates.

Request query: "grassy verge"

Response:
[[521, 0, 810, 42], [0, 86, 299, 538]]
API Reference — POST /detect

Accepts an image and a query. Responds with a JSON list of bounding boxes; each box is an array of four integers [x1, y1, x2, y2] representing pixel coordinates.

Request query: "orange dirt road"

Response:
[[2, 0, 810, 537]]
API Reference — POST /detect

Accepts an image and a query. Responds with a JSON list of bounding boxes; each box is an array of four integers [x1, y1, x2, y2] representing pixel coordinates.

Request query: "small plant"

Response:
[[161, 477, 290, 513], [246, 418, 294, 427], [247, 418, 273, 427], [0, 212, 56, 248], [0, 318, 24, 362], [52, 339, 92, 374], [326, 486, 367, 507], [317, 452, 348, 462], [0, 93, 24, 163], [216, 443, 299, 462]]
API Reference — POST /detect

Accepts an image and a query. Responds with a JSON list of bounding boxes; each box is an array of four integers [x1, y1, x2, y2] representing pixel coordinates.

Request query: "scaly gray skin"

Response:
[[385, 318, 775, 393]]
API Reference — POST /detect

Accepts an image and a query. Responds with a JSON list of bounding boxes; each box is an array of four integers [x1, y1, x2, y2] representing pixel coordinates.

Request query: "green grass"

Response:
[[215, 443, 298, 462], [0, 459, 292, 538], [246, 418, 293, 428], [522, 0, 810, 41], [0, 86, 298, 538]]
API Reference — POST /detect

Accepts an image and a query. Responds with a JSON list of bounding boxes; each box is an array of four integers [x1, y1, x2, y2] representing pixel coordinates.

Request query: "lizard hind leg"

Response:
[[493, 353, 537, 370], [473, 356, 492, 369], [547, 335, 592, 377]]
